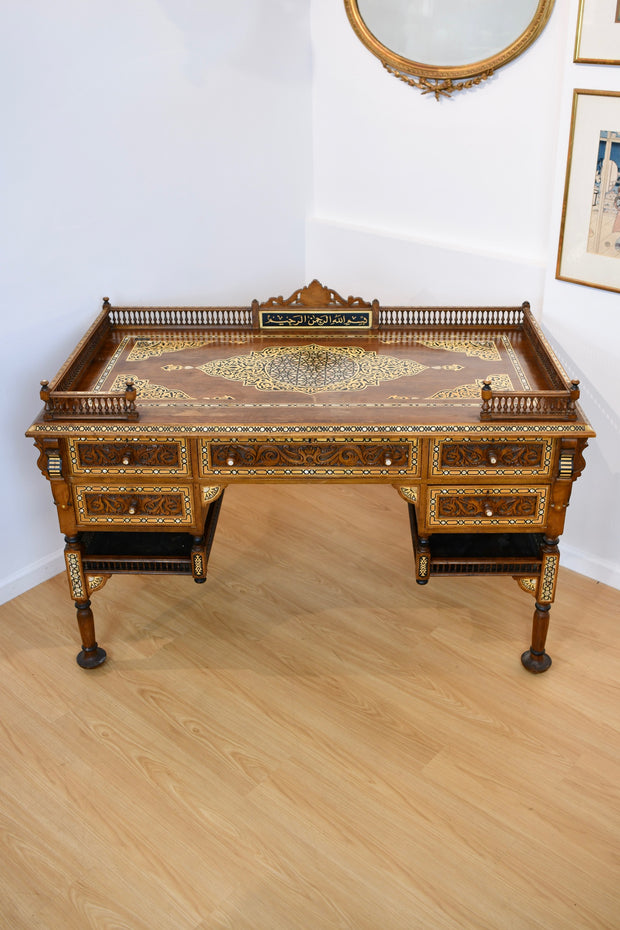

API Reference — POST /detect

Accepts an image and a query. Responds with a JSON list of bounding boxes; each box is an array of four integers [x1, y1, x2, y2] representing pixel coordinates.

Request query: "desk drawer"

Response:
[[68, 438, 190, 476], [431, 438, 553, 477], [74, 485, 194, 525], [201, 439, 418, 477], [426, 485, 548, 529]]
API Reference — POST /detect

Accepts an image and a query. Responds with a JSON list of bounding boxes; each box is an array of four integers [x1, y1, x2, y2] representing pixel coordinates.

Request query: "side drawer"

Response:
[[74, 484, 194, 526], [67, 438, 190, 476], [426, 485, 549, 529], [200, 438, 419, 478], [430, 438, 554, 477]]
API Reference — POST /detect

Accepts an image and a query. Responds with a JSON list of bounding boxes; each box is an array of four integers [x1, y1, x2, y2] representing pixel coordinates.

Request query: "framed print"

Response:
[[557, 90, 620, 293], [574, 0, 620, 63]]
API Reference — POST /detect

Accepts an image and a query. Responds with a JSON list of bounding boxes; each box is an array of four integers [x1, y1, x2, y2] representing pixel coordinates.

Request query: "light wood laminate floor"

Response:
[[1, 484, 619, 929]]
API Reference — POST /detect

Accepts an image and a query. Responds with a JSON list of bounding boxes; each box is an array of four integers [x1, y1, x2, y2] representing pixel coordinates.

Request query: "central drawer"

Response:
[[74, 484, 194, 525], [200, 438, 418, 477], [426, 485, 549, 529], [67, 438, 190, 476]]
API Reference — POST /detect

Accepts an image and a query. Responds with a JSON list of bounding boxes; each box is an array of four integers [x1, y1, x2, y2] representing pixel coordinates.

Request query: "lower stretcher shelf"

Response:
[[408, 504, 544, 578], [79, 493, 224, 576]]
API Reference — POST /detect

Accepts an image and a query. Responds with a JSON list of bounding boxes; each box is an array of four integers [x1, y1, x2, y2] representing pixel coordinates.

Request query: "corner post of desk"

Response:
[[64, 535, 107, 669]]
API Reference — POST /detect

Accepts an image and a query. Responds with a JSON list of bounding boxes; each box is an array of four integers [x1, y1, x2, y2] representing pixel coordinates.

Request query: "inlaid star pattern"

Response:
[[197, 344, 429, 395]]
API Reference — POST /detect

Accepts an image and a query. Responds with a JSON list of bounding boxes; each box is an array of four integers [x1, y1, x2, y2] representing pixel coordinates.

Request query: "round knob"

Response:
[[384, 456, 392, 466], [226, 456, 235, 467], [484, 504, 494, 517], [122, 456, 130, 466], [127, 496, 138, 515], [488, 451, 498, 465]]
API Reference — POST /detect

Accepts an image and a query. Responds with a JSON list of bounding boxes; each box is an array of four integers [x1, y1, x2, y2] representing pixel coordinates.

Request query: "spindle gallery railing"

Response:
[[40, 381, 138, 421], [105, 303, 254, 329], [34, 291, 582, 423], [378, 306, 526, 328], [480, 380, 581, 421]]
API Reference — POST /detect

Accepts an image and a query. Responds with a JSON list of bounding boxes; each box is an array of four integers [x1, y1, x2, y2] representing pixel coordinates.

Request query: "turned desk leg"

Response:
[[75, 599, 107, 669], [521, 602, 552, 673], [521, 535, 559, 674], [64, 535, 107, 669]]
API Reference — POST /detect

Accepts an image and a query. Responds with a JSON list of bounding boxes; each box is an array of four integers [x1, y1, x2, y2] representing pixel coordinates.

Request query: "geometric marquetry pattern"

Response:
[[65, 550, 86, 600], [558, 452, 574, 479], [415, 337, 501, 361], [31, 422, 592, 436], [539, 553, 559, 603], [429, 374, 513, 400], [109, 374, 191, 400], [197, 344, 429, 395], [46, 451, 63, 478]]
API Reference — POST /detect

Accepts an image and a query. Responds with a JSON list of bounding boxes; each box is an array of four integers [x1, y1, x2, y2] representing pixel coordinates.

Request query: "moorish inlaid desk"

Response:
[[27, 280, 595, 673]]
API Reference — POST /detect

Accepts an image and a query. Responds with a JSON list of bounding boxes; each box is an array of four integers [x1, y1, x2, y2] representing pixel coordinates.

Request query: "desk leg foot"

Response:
[[75, 599, 107, 669], [521, 649, 552, 673], [521, 602, 552, 673]]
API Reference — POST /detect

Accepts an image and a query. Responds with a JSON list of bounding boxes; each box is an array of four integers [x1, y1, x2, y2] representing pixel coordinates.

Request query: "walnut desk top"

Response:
[[27, 281, 594, 673]]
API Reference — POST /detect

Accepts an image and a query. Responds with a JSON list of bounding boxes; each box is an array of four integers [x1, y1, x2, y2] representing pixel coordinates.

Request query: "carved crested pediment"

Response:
[[254, 279, 375, 310]]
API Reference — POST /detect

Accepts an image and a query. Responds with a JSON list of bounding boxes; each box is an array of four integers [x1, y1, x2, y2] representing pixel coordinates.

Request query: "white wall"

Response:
[[542, 1, 620, 586], [309, 0, 620, 589], [308, 0, 565, 303], [1, 0, 312, 603]]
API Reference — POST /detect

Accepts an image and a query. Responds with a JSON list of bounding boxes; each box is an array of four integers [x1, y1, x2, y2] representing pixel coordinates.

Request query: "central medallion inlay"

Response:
[[196, 344, 428, 394]]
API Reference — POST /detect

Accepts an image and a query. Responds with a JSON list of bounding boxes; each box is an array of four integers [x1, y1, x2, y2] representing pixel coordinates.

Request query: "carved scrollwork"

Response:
[[572, 439, 589, 481], [210, 442, 410, 470], [255, 279, 374, 310], [77, 442, 181, 469], [83, 492, 184, 517], [436, 495, 538, 519], [440, 442, 545, 470]]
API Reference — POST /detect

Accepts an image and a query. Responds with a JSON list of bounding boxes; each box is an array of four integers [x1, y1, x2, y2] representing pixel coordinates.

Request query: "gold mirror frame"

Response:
[[343, 0, 556, 99]]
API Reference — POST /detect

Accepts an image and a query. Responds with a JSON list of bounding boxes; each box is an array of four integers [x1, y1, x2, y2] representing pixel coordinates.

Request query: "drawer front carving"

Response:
[[74, 485, 194, 525], [431, 438, 553, 477], [68, 439, 189, 476], [201, 439, 418, 477], [427, 486, 548, 528]]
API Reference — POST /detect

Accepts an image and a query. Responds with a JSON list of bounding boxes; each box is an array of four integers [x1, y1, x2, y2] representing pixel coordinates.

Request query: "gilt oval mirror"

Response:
[[343, 0, 556, 98]]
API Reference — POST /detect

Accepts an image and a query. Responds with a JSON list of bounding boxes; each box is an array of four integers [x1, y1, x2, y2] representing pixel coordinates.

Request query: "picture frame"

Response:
[[574, 0, 620, 64], [556, 89, 620, 294]]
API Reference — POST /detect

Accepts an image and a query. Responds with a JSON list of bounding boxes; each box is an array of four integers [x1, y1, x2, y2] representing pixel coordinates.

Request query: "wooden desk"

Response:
[[26, 280, 594, 673]]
